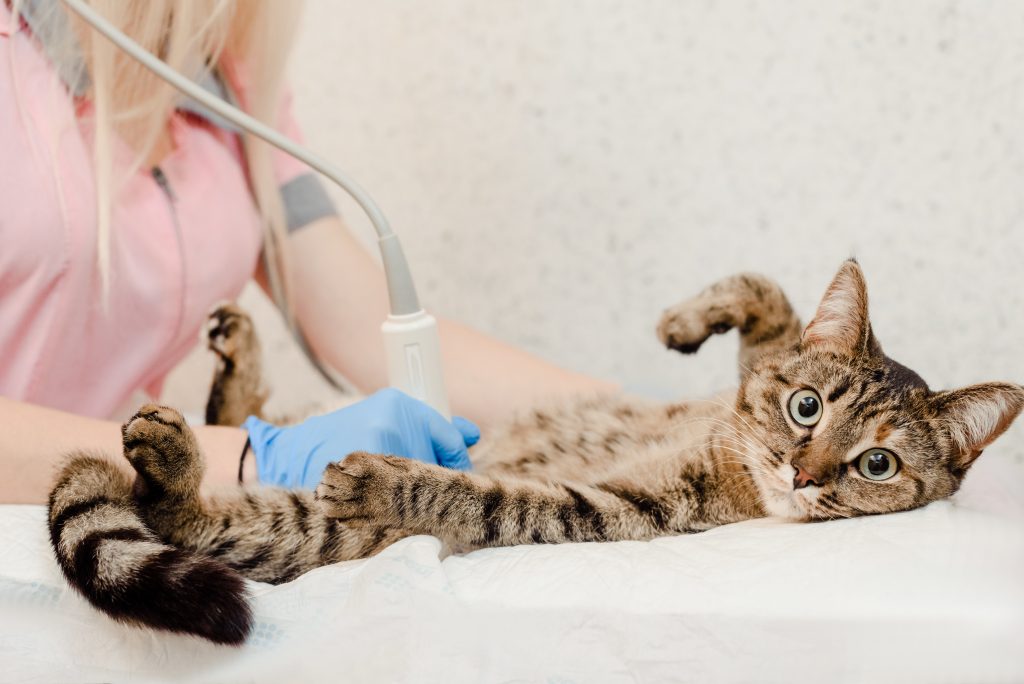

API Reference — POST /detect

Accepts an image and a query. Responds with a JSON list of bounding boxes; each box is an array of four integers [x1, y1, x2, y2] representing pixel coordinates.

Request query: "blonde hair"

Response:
[[12, 0, 302, 300]]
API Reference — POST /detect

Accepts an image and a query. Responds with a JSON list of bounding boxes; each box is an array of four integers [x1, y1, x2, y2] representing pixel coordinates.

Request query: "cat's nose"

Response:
[[792, 460, 822, 489]]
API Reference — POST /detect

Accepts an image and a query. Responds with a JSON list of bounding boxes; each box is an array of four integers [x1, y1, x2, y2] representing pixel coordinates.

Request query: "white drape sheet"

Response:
[[2, 453, 1021, 683]]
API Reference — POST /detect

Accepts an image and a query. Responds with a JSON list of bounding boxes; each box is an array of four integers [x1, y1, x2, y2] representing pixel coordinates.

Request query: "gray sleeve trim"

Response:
[[282, 173, 338, 233]]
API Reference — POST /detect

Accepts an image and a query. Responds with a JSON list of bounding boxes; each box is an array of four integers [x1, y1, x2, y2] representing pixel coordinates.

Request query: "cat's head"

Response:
[[739, 259, 1023, 520]]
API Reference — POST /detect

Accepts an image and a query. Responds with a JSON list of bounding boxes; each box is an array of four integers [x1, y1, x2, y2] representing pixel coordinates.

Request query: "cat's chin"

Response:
[[759, 490, 808, 520], [749, 464, 811, 520]]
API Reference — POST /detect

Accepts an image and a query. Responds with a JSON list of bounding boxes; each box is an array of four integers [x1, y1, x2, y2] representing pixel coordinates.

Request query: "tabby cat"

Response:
[[47, 260, 1023, 645]]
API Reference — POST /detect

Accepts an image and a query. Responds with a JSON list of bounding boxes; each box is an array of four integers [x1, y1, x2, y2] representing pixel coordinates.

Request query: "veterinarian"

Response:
[[0, 0, 613, 504]]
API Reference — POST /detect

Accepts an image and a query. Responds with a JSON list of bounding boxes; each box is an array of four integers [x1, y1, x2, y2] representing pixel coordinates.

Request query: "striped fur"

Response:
[[317, 261, 1022, 542], [48, 406, 404, 645], [48, 261, 1024, 645], [204, 303, 268, 427], [48, 454, 253, 645]]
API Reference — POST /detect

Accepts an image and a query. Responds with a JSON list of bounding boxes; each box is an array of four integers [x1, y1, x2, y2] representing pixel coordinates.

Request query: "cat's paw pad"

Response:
[[122, 404, 202, 496], [315, 452, 413, 526], [123, 404, 187, 444], [656, 300, 730, 354], [206, 303, 255, 362]]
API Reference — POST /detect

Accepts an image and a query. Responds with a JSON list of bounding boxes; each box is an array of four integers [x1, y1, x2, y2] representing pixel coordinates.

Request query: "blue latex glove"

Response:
[[242, 388, 481, 489]]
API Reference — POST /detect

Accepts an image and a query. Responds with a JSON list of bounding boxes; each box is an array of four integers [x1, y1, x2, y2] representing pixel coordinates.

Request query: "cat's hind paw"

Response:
[[206, 303, 257, 364], [122, 404, 203, 499], [204, 303, 267, 427]]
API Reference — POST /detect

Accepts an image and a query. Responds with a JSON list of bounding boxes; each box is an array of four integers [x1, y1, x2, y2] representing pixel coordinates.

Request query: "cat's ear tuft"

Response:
[[801, 259, 878, 356], [932, 382, 1024, 472]]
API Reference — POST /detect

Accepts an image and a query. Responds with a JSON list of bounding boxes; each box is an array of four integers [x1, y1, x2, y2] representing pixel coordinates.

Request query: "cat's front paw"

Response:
[[315, 452, 415, 527], [656, 300, 726, 354]]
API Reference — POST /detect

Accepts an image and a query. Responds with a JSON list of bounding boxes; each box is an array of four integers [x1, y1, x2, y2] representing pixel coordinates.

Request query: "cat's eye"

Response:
[[788, 389, 822, 427], [857, 448, 899, 481]]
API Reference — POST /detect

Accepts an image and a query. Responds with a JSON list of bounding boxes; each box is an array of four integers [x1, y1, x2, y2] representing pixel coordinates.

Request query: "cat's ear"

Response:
[[932, 382, 1024, 472], [801, 259, 879, 356]]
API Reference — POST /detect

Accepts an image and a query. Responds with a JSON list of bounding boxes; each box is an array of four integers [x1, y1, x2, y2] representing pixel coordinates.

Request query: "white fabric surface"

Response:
[[2, 454, 1022, 684]]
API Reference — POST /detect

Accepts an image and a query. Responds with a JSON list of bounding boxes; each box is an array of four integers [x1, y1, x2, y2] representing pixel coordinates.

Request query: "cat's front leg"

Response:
[[316, 452, 694, 548], [657, 272, 802, 376]]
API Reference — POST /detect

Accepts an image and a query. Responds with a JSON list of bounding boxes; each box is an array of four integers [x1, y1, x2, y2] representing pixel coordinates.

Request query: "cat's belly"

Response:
[[473, 392, 732, 483]]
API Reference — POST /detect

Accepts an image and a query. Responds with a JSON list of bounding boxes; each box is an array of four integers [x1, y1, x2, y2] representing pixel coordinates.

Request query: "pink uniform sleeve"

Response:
[[224, 60, 337, 232], [271, 89, 338, 232]]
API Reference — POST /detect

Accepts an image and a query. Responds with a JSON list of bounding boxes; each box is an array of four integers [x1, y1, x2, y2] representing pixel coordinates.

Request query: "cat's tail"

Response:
[[47, 453, 253, 645]]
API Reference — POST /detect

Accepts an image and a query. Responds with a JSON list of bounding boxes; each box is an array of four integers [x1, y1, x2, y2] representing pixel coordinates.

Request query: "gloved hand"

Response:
[[242, 388, 480, 489]]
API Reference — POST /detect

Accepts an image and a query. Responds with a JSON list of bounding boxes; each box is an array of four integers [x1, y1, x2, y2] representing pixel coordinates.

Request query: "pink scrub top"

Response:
[[0, 5, 333, 419]]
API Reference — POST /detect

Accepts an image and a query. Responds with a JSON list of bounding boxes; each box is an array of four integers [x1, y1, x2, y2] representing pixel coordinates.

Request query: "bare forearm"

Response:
[[0, 397, 248, 504], [287, 218, 617, 427], [435, 317, 616, 426]]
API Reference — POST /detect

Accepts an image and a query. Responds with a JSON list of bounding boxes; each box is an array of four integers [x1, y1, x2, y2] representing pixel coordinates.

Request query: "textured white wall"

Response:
[[166, 1, 1023, 444]]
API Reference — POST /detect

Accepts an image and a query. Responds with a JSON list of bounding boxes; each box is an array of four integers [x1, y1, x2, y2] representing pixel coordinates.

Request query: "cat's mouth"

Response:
[[750, 460, 814, 520]]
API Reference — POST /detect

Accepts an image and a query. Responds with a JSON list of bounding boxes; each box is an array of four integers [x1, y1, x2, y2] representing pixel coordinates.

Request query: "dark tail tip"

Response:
[[131, 549, 254, 645], [48, 456, 254, 645], [72, 544, 254, 646]]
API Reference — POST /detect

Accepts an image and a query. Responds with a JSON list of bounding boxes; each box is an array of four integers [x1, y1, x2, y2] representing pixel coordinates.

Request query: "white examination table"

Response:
[[2, 450, 1022, 683]]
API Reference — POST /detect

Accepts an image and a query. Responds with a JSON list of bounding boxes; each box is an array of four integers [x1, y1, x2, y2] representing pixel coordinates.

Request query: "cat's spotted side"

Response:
[[48, 261, 1024, 645]]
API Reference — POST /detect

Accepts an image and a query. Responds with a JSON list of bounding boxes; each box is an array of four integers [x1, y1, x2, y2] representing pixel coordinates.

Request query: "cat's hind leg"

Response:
[[657, 273, 802, 376], [47, 407, 253, 644], [205, 303, 268, 426], [123, 404, 402, 581], [122, 404, 207, 521], [122, 404, 262, 564]]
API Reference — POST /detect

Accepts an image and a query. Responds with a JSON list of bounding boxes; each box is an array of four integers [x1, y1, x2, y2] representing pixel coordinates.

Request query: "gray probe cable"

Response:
[[61, 0, 452, 417]]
